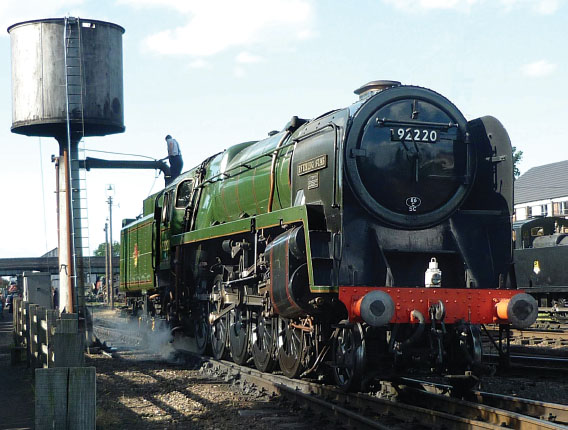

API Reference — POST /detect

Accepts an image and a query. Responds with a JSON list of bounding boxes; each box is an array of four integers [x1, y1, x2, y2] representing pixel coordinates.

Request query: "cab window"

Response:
[[176, 180, 194, 208], [161, 192, 174, 225]]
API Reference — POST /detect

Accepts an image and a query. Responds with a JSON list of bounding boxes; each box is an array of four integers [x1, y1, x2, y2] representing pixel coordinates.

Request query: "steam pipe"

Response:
[[402, 310, 425, 346]]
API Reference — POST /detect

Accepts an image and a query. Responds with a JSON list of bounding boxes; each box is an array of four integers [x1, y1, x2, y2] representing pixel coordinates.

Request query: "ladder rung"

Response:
[[67, 76, 82, 86], [65, 57, 79, 65], [66, 65, 81, 74]]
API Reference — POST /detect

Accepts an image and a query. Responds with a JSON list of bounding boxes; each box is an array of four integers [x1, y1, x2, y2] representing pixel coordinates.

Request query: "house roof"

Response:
[[514, 160, 568, 205]]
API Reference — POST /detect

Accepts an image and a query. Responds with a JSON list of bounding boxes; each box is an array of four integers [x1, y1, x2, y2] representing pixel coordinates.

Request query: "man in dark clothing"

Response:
[[165, 134, 183, 185]]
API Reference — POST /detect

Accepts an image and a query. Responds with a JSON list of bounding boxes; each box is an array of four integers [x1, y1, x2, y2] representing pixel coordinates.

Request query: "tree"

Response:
[[93, 241, 119, 257], [512, 146, 523, 179]]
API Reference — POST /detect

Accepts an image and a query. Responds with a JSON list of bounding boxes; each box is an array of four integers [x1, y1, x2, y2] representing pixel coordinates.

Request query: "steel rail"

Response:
[[469, 391, 568, 425], [394, 386, 565, 430], [398, 377, 568, 426]]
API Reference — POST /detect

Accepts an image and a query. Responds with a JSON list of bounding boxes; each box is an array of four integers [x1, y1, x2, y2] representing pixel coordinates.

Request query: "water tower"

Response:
[[8, 17, 125, 314]]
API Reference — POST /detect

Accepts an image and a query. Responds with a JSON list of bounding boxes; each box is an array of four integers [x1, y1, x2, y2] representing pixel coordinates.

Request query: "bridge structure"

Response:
[[0, 256, 118, 278]]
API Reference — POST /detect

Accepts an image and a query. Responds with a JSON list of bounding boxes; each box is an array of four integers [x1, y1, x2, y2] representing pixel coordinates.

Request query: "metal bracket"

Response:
[[489, 155, 507, 163]]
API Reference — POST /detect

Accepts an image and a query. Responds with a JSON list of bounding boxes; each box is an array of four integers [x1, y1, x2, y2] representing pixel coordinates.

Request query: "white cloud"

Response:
[[234, 66, 246, 78], [116, 0, 193, 13], [130, 0, 314, 57], [521, 60, 557, 77], [187, 59, 210, 69], [500, 0, 560, 14], [382, 0, 479, 12], [534, 0, 560, 14], [236, 52, 262, 64], [0, 0, 84, 35], [383, 0, 561, 13]]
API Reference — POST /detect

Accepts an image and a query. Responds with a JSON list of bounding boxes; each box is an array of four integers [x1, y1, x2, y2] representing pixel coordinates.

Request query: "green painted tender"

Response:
[[120, 214, 155, 291]]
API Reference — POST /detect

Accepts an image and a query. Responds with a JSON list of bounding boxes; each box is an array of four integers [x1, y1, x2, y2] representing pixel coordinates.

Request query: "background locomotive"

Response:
[[514, 216, 568, 320], [120, 80, 537, 390]]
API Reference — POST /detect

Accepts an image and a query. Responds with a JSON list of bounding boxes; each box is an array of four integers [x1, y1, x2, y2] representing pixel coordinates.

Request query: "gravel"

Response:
[[88, 352, 315, 430], [479, 374, 568, 404]]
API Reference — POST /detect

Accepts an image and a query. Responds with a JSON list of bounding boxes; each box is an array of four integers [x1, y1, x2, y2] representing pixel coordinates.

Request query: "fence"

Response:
[[13, 297, 84, 368], [12, 297, 95, 429]]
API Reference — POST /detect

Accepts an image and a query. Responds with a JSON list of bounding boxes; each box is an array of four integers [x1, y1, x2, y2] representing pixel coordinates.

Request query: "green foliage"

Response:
[[93, 241, 119, 257], [512, 146, 523, 179]]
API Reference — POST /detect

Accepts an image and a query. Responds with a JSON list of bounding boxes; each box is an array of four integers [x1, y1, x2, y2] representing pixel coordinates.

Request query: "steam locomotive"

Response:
[[120, 81, 537, 390], [514, 216, 568, 318]]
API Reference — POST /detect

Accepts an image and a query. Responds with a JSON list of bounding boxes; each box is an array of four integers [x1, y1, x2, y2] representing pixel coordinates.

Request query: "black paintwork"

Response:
[[514, 217, 568, 303], [338, 89, 514, 290]]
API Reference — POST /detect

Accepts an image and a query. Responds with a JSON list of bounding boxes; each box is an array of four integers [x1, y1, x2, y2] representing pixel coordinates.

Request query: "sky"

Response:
[[0, 0, 566, 258]]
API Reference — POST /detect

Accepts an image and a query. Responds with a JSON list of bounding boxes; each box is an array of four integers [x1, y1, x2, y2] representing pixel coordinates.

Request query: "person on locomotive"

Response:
[[165, 134, 183, 185]]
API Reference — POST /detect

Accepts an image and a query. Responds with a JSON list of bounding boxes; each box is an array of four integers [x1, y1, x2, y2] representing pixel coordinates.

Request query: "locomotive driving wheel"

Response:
[[194, 303, 210, 355], [277, 318, 306, 379], [210, 275, 229, 359], [211, 314, 228, 359], [461, 324, 482, 366], [449, 323, 483, 374], [333, 321, 366, 391], [229, 306, 251, 365], [251, 313, 276, 372]]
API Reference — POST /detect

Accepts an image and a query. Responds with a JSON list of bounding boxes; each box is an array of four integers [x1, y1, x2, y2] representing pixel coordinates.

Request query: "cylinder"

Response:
[[8, 18, 125, 138]]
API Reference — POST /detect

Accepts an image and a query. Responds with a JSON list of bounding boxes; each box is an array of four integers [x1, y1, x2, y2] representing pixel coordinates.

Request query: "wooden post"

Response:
[[29, 304, 38, 368], [23, 301, 30, 363], [13, 297, 21, 343], [35, 367, 69, 429], [46, 310, 58, 367], [67, 367, 96, 429], [35, 367, 96, 430], [36, 306, 47, 367], [53, 314, 84, 367]]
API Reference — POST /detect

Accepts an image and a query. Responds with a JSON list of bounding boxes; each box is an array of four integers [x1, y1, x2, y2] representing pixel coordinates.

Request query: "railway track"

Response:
[[204, 358, 568, 429], [481, 323, 568, 375], [538, 307, 568, 325], [91, 315, 568, 430], [483, 325, 568, 348]]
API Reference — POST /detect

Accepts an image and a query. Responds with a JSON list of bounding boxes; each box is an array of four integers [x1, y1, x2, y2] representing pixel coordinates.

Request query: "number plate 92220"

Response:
[[390, 127, 438, 143]]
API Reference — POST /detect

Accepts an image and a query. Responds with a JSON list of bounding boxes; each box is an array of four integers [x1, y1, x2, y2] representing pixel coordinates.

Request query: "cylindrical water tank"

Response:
[[8, 18, 125, 137]]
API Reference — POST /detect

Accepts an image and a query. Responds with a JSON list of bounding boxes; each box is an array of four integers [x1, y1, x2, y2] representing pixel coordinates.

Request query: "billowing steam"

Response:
[[92, 308, 201, 362]]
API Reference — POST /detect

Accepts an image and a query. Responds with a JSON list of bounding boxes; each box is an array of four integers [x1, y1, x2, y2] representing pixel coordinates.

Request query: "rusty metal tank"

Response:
[[8, 18, 125, 137]]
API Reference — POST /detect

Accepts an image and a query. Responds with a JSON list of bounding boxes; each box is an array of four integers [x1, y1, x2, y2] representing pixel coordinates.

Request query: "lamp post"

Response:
[[106, 185, 115, 309], [104, 221, 109, 305]]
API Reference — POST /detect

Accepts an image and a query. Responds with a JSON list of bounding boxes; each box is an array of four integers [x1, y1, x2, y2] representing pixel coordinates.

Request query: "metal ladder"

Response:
[[64, 17, 85, 135], [64, 17, 92, 298]]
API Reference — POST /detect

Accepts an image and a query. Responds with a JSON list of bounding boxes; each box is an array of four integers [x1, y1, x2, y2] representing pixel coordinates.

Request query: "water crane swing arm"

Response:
[[80, 157, 171, 176]]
